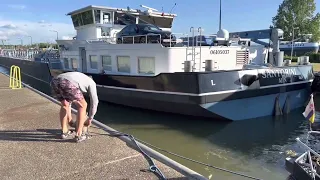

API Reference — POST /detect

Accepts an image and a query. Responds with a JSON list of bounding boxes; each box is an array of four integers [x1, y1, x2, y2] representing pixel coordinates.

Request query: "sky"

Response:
[[0, 0, 319, 45]]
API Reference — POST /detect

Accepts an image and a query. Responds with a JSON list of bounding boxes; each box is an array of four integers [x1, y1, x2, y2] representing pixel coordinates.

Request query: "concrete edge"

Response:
[[0, 71, 208, 180]]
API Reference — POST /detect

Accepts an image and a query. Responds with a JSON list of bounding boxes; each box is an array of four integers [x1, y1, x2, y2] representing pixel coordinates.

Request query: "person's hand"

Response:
[[85, 118, 92, 126]]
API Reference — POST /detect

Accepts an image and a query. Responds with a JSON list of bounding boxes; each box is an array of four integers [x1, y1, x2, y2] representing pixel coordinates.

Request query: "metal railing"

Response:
[[121, 34, 162, 44], [118, 33, 194, 48], [0, 49, 40, 60], [81, 29, 213, 48]]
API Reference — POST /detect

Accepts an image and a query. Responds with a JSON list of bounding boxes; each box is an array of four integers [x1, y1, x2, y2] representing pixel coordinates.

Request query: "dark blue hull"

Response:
[[202, 88, 310, 121]]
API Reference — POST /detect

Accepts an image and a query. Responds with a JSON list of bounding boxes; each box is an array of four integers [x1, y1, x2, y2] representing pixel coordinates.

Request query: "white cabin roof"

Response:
[[66, 5, 177, 18]]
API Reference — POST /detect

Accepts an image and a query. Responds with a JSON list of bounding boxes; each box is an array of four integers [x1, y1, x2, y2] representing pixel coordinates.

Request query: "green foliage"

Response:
[[284, 55, 298, 62], [272, 0, 320, 42], [287, 53, 320, 63], [307, 52, 320, 63]]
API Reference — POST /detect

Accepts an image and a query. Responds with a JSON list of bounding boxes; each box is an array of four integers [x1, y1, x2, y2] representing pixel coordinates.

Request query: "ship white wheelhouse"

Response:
[[57, 5, 268, 76]]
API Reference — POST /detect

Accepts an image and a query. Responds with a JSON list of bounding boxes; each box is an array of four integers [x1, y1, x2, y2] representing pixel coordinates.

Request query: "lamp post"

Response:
[[50, 30, 59, 40], [27, 36, 32, 47], [290, 27, 299, 60], [17, 38, 23, 46]]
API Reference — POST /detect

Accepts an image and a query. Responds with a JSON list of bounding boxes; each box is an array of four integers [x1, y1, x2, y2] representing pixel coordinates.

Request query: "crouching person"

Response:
[[50, 72, 99, 143]]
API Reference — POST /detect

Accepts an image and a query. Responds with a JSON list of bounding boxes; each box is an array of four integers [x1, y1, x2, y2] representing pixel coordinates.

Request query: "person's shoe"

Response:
[[75, 133, 91, 143], [61, 130, 74, 139]]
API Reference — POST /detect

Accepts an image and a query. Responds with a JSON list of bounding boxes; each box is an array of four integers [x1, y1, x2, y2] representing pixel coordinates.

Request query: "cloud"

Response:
[[7, 4, 26, 10], [0, 36, 8, 40], [0, 19, 76, 44], [0, 24, 18, 29]]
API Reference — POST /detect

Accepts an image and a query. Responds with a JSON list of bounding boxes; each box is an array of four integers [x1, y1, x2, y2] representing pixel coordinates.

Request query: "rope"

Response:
[[113, 133, 167, 180], [104, 130, 263, 180], [97, 130, 167, 180]]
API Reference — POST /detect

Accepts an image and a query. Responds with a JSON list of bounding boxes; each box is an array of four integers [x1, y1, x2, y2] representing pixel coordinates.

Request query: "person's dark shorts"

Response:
[[50, 77, 84, 102]]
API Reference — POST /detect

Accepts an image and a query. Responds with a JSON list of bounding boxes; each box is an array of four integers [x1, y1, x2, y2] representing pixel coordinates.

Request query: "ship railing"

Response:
[[120, 34, 162, 45], [0, 49, 41, 61], [85, 37, 118, 44], [119, 33, 197, 47], [168, 33, 189, 47], [296, 137, 320, 179]]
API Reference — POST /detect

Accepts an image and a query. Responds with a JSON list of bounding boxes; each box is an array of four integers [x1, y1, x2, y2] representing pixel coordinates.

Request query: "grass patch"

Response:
[[291, 62, 320, 72]]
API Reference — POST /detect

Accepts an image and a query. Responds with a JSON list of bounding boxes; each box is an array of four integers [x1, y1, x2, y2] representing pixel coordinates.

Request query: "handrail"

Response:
[[169, 33, 189, 47], [118, 33, 195, 47], [121, 34, 162, 44], [0, 49, 57, 61]]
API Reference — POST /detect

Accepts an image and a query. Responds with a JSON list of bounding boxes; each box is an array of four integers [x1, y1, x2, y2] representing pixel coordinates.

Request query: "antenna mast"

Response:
[[219, 0, 222, 30]]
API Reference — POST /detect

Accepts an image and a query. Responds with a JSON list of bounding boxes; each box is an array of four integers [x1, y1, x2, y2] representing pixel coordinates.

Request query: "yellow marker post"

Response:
[[9, 65, 22, 89]]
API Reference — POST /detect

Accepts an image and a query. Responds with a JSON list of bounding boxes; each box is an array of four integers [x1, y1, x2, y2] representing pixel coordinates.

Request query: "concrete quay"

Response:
[[0, 73, 202, 180]]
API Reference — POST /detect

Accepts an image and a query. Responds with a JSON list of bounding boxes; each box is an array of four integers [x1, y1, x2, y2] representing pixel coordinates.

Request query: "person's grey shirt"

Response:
[[57, 72, 99, 119]]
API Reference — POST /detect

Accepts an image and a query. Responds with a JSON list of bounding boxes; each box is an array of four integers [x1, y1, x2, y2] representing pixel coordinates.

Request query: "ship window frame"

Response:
[[94, 9, 101, 24], [70, 58, 78, 70], [63, 58, 69, 69], [71, 14, 83, 27], [89, 55, 98, 69], [117, 56, 130, 73], [102, 12, 111, 24], [138, 57, 155, 75], [80, 10, 94, 25], [101, 55, 112, 71]]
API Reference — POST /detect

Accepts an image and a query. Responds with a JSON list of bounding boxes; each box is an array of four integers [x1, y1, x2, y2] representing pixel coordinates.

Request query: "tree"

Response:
[[272, 0, 320, 42]]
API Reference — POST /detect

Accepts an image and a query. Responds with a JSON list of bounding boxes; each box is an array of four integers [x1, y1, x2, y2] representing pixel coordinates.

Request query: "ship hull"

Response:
[[0, 56, 314, 121], [84, 65, 313, 121], [95, 83, 311, 121]]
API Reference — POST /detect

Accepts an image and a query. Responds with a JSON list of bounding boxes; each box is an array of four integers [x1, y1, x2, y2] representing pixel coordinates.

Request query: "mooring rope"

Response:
[[104, 130, 263, 180], [106, 131, 167, 180]]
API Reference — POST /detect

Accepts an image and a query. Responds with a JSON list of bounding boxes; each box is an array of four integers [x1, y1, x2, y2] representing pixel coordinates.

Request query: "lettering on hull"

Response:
[[210, 50, 230, 54], [260, 68, 297, 84]]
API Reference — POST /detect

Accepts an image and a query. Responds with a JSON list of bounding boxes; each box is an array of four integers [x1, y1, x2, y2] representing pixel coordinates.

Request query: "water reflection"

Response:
[[0, 65, 314, 180]]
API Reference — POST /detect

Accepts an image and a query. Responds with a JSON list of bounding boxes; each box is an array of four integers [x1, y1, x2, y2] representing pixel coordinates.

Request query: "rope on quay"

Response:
[[106, 131, 264, 180], [109, 131, 167, 179], [0, 70, 262, 180]]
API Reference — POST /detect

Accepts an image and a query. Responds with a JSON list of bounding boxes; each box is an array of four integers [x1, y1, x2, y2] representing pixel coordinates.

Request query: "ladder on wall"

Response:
[[186, 27, 203, 72]]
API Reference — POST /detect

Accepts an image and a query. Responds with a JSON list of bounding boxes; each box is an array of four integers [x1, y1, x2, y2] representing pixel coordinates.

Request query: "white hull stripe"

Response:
[[96, 79, 313, 97]]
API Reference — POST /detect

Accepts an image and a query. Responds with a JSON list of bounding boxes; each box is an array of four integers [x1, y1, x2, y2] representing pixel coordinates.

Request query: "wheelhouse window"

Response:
[[81, 10, 94, 25], [94, 10, 101, 24], [102, 12, 111, 24], [89, 55, 98, 69], [102, 55, 112, 71], [71, 14, 82, 27], [138, 57, 155, 74], [63, 58, 69, 69], [71, 10, 94, 27], [117, 56, 130, 73]]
